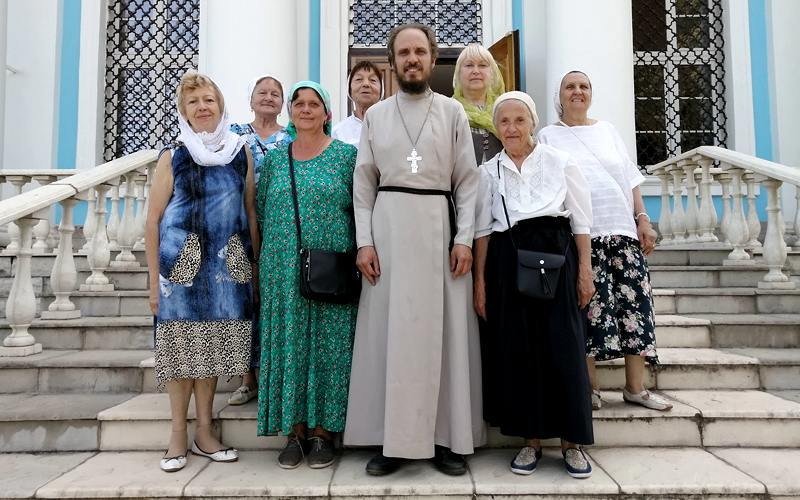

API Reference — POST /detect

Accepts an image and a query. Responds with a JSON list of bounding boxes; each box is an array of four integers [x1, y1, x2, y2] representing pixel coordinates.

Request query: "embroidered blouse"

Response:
[[475, 144, 592, 239], [230, 122, 291, 181], [332, 115, 363, 147]]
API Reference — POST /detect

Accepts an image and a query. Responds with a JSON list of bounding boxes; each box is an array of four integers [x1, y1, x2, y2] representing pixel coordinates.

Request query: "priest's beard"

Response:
[[397, 76, 430, 94]]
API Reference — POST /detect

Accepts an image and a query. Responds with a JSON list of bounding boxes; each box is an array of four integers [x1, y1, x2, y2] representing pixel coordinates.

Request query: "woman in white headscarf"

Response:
[[146, 71, 259, 472], [474, 91, 595, 479], [538, 71, 671, 414]]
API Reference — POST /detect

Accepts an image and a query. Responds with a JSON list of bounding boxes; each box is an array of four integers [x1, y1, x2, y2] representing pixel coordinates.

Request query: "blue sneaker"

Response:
[[510, 446, 542, 475], [563, 447, 592, 478]]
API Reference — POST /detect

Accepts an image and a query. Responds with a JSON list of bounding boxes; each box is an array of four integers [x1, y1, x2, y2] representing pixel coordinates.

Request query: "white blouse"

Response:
[[475, 144, 592, 239], [332, 115, 363, 147], [537, 121, 645, 239]]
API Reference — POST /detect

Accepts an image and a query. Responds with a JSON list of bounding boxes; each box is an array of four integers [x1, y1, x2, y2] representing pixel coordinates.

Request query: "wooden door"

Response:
[[488, 30, 520, 91]]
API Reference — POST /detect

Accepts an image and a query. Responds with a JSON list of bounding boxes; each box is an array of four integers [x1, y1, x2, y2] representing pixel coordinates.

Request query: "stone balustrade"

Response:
[[647, 146, 800, 290], [0, 151, 158, 356]]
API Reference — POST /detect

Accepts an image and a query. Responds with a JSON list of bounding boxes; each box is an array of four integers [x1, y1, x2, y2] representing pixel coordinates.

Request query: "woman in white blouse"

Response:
[[331, 60, 382, 147], [538, 70, 672, 413], [474, 91, 595, 479]]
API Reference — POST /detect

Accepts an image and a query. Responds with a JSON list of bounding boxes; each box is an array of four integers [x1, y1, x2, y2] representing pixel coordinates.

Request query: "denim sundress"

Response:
[[154, 145, 253, 388]]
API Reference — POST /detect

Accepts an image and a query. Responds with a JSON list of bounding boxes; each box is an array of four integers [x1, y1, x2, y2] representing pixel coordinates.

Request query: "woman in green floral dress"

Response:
[[256, 81, 358, 470]]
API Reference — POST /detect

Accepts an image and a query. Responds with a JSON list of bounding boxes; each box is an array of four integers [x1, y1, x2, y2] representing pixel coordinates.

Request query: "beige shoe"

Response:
[[227, 385, 256, 405], [591, 390, 602, 410], [623, 388, 673, 411]]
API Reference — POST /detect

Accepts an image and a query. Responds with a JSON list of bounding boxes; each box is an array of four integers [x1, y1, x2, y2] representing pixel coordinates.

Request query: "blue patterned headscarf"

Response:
[[285, 80, 332, 139]]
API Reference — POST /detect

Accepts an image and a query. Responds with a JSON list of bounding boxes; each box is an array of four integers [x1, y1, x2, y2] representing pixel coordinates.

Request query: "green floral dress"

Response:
[[256, 140, 359, 436]]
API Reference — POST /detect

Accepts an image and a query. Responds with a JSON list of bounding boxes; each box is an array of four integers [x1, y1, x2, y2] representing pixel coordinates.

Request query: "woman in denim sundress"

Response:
[[145, 71, 259, 472]]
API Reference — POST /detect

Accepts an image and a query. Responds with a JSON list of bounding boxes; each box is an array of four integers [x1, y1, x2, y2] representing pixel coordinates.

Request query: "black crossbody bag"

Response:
[[288, 143, 361, 303], [496, 157, 567, 299]]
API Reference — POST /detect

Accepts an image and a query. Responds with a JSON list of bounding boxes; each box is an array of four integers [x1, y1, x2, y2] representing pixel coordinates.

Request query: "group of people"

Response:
[[145, 22, 669, 481]]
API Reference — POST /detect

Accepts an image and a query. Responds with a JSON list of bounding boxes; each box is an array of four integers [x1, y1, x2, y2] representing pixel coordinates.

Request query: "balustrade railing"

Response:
[[647, 146, 800, 289], [0, 150, 158, 356]]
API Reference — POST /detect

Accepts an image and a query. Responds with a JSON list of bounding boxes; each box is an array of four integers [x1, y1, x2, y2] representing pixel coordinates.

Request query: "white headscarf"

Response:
[[554, 70, 592, 119], [492, 91, 539, 129], [247, 74, 280, 109], [177, 95, 245, 167]]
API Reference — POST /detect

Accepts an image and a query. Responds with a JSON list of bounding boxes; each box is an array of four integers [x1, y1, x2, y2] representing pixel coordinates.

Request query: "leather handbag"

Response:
[[496, 157, 567, 300], [288, 143, 361, 303]]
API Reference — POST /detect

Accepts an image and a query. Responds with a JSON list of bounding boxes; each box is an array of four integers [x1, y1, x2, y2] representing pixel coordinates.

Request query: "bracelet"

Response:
[[635, 212, 650, 222]]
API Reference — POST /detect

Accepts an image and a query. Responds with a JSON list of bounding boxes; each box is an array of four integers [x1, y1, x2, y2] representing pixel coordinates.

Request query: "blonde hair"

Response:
[[176, 70, 225, 118], [452, 43, 502, 90]]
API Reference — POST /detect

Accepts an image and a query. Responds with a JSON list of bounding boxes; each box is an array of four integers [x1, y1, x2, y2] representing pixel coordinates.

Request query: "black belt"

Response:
[[378, 186, 456, 251]]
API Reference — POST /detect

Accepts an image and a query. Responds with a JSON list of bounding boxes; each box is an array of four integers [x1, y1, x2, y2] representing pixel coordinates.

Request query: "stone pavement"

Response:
[[3, 446, 800, 499]]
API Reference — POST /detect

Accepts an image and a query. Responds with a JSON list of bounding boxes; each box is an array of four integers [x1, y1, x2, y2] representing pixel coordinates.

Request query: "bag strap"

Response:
[[558, 120, 607, 170], [496, 155, 518, 251], [287, 143, 303, 253]]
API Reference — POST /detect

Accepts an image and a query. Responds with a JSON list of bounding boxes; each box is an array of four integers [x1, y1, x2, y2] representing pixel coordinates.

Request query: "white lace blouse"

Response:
[[332, 115, 363, 147], [537, 121, 645, 239], [475, 144, 592, 239]]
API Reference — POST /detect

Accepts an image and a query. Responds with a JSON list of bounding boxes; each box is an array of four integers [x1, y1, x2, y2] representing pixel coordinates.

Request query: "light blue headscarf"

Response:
[[285, 80, 332, 139]]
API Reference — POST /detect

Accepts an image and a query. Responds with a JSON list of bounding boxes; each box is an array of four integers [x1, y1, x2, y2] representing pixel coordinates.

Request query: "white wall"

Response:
[[75, 0, 105, 168], [522, 0, 547, 115], [770, 0, 800, 167], [199, 0, 304, 126], [3, 0, 60, 171], [723, 0, 756, 156]]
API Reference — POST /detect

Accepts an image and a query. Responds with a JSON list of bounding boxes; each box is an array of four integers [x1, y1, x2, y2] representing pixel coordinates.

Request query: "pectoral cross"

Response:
[[407, 148, 422, 174]]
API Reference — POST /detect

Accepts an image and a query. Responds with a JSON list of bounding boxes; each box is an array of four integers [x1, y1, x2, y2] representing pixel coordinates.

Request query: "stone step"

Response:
[[649, 265, 771, 288], [0, 290, 150, 319], [0, 251, 147, 278], [6, 446, 795, 499], [686, 313, 800, 348], [2, 390, 799, 453], [653, 287, 800, 314], [0, 350, 151, 394], [0, 316, 153, 350], [0, 269, 149, 298]]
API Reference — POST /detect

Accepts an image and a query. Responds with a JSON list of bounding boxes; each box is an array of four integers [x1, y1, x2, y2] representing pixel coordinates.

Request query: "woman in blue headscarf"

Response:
[[255, 81, 359, 470]]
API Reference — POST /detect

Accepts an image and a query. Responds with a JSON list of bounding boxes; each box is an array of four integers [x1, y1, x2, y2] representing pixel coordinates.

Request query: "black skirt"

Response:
[[481, 216, 593, 444]]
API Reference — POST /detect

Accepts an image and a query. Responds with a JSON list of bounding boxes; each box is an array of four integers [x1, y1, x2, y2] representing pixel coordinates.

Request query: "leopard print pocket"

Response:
[[167, 232, 201, 284], [225, 233, 252, 284]]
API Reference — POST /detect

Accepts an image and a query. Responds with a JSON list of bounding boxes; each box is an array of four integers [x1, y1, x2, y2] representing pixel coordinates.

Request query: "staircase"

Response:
[[1, 148, 799, 498]]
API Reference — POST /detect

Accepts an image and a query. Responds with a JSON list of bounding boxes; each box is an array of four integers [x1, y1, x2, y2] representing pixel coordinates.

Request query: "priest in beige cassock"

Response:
[[344, 23, 485, 477]]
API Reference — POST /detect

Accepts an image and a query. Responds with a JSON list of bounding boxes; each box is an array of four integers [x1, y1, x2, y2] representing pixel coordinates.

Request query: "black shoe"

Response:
[[431, 445, 467, 476], [366, 452, 404, 476], [307, 436, 336, 469], [278, 435, 309, 469]]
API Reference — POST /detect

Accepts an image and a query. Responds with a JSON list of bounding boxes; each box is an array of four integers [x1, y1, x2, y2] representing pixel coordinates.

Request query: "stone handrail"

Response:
[[0, 150, 158, 356], [646, 145, 798, 290]]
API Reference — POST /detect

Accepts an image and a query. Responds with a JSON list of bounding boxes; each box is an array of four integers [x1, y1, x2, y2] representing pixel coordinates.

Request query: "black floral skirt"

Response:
[[586, 235, 658, 364]]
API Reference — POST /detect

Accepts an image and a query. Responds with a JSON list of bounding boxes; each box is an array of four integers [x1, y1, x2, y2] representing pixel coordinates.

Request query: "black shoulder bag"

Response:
[[288, 143, 361, 303], [496, 157, 567, 300]]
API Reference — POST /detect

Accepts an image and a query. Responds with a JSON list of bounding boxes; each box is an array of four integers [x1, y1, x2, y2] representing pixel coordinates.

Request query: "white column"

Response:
[[681, 160, 700, 243], [80, 185, 114, 292], [199, 0, 301, 125], [41, 197, 81, 320], [107, 185, 121, 251], [111, 173, 139, 267], [31, 176, 56, 253], [744, 173, 762, 248], [696, 158, 718, 242], [718, 173, 733, 244], [723, 167, 752, 264], [79, 188, 96, 253], [132, 173, 146, 251], [669, 167, 686, 243], [758, 179, 794, 289], [1, 177, 26, 255], [0, 0, 7, 165], [545, 0, 636, 156], [658, 170, 673, 244], [794, 186, 800, 250], [0, 217, 43, 356]]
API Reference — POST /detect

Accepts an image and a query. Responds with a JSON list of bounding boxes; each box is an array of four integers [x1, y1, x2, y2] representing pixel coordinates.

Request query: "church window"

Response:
[[632, 0, 727, 167]]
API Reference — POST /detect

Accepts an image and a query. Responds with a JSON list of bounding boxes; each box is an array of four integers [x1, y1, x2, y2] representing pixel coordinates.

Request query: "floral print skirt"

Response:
[[586, 235, 658, 364]]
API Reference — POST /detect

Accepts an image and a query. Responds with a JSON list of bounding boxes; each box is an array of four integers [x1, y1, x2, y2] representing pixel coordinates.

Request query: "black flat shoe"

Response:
[[431, 445, 466, 476], [366, 452, 404, 476]]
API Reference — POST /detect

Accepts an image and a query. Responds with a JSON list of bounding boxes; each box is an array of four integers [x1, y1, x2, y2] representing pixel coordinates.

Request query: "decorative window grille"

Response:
[[632, 0, 727, 167], [103, 0, 199, 161], [350, 0, 482, 47]]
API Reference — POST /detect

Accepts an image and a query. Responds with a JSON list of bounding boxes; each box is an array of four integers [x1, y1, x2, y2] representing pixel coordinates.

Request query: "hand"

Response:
[[356, 246, 381, 286], [149, 284, 159, 316], [576, 266, 595, 309], [637, 219, 658, 256], [473, 279, 487, 320], [450, 244, 472, 278]]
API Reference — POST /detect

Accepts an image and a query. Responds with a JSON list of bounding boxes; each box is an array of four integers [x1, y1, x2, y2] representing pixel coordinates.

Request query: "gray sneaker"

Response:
[[307, 436, 335, 469], [278, 435, 308, 469], [563, 448, 592, 479], [591, 390, 602, 410], [227, 385, 256, 405]]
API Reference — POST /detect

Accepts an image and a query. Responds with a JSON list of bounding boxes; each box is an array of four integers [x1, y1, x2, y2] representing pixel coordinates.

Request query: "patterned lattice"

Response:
[[104, 0, 199, 161], [632, 0, 727, 168], [350, 0, 482, 47]]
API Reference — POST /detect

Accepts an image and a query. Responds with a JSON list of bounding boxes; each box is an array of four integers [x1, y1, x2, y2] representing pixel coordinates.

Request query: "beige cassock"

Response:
[[344, 90, 486, 459]]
